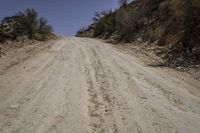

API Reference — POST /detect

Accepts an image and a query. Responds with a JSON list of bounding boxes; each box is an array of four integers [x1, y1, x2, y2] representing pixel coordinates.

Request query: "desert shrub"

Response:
[[115, 7, 142, 41], [37, 17, 53, 40], [0, 8, 53, 42], [0, 17, 15, 42], [14, 9, 38, 39], [92, 11, 110, 23], [93, 10, 116, 38], [76, 27, 87, 36], [119, 0, 129, 7]]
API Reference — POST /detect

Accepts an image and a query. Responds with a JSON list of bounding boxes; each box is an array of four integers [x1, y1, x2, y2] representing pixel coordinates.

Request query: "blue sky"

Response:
[[0, 0, 119, 36]]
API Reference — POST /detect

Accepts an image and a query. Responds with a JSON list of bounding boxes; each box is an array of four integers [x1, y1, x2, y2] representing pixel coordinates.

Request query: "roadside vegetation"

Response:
[[0, 8, 55, 57], [0, 8, 53, 42]]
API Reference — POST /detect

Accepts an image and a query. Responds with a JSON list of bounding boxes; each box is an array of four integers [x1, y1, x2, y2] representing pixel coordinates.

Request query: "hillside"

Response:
[[0, 8, 56, 57], [76, 0, 200, 68], [0, 1, 200, 131]]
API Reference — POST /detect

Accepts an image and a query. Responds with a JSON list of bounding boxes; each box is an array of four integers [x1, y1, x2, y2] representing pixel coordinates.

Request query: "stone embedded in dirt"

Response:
[[0, 46, 2, 56], [139, 96, 148, 100], [9, 104, 19, 109]]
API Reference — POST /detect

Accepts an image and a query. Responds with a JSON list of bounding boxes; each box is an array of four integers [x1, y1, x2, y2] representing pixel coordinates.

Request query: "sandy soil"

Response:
[[0, 37, 199, 133]]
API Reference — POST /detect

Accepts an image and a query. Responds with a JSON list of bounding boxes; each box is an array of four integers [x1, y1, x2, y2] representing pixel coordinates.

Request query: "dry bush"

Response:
[[93, 10, 115, 38], [115, 6, 142, 41], [0, 8, 53, 42]]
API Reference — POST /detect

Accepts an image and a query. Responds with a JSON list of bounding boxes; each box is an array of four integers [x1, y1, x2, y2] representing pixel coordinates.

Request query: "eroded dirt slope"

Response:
[[0, 37, 199, 133]]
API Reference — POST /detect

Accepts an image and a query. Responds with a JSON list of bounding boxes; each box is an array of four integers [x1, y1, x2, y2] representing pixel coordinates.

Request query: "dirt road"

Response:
[[0, 37, 200, 133]]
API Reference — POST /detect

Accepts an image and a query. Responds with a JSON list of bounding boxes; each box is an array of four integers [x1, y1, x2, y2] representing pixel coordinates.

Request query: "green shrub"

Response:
[[93, 10, 115, 38], [37, 17, 53, 40], [14, 9, 38, 39], [0, 8, 53, 42]]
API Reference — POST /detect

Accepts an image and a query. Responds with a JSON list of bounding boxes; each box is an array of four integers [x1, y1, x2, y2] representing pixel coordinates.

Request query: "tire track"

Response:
[[83, 46, 118, 133]]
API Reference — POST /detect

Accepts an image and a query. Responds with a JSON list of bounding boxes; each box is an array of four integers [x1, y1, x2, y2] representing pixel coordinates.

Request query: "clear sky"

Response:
[[0, 0, 119, 36]]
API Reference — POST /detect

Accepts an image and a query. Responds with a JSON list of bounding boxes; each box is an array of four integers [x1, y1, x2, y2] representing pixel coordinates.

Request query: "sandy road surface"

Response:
[[0, 37, 200, 133]]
